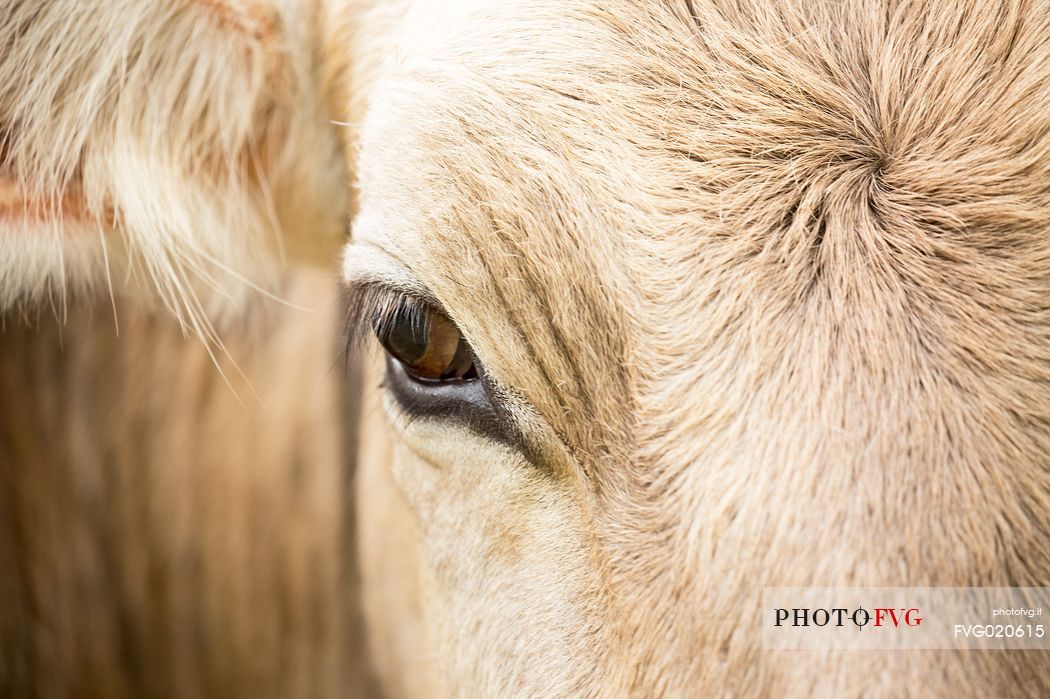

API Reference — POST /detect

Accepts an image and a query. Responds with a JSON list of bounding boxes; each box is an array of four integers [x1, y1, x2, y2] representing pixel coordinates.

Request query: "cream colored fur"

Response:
[[348, 0, 1050, 695], [4, 0, 1050, 696], [0, 0, 347, 336]]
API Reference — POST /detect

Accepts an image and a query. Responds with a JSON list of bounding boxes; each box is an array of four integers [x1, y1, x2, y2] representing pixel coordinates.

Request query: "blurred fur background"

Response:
[[0, 0, 380, 693], [0, 269, 379, 698]]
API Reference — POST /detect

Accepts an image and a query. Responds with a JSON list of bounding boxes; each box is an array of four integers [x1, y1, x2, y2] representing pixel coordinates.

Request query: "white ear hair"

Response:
[[0, 0, 349, 335]]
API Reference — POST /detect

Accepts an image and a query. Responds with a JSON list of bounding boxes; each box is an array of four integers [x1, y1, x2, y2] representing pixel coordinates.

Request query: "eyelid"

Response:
[[344, 281, 446, 358], [342, 241, 452, 354], [342, 240, 437, 304]]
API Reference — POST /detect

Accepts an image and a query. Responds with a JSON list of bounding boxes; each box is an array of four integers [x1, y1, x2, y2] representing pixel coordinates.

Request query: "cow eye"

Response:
[[354, 285, 522, 451], [375, 299, 477, 383]]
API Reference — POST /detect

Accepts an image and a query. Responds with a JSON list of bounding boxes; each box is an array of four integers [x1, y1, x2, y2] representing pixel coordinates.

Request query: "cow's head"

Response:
[[345, 0, 1050, 695], [3, 0, 1048, 695]]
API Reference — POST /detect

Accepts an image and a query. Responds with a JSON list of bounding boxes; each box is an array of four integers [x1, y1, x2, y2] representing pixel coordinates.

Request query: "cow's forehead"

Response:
[[353, 0, 1050, 471], [353, 0, 911, 458], [354, 0, 840, 458], [353, 0, 684, 459]]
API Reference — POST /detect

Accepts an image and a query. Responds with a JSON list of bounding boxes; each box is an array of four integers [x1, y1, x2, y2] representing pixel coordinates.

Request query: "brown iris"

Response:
[[377, 302, 477, 382]]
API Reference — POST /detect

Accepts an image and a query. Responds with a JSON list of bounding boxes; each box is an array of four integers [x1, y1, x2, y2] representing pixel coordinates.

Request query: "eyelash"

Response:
[[342, 282, 444, 357], [344, 283, 409, 354]]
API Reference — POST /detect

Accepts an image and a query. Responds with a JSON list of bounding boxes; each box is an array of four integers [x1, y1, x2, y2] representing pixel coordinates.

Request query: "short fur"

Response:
[[4, 0, 1050, 696], [1, 271, 378, 698], [349, 0, 1050, 695]]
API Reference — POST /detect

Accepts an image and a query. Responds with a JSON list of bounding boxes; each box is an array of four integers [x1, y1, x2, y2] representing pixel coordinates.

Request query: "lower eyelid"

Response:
[[382, 353, 500, 428]]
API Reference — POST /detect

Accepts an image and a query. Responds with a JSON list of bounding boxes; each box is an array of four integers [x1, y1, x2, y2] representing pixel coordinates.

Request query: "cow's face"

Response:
[[346, 0, 1050, 695]]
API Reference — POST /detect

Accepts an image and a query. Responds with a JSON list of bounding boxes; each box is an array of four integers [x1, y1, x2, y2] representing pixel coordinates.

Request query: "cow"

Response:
[[3, 0, 1049, 696]]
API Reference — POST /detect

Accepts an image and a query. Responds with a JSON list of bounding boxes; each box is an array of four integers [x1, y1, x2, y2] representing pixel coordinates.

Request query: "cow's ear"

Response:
[[0, 0, 351, 332]]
